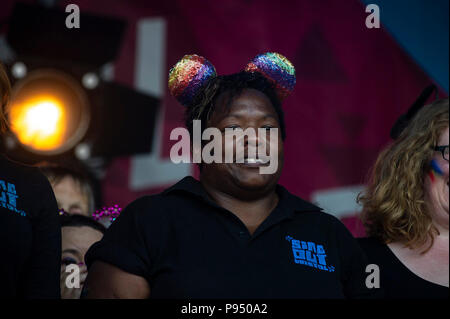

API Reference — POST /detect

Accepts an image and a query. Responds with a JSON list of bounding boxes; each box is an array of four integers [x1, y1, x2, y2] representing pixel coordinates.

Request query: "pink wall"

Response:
[[1, 0, 445, 236]]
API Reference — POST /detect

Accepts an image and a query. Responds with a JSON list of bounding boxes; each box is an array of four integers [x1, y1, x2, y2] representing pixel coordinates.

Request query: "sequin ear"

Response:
[[244, 52, 296, 101], [168, 54, 217, 107]]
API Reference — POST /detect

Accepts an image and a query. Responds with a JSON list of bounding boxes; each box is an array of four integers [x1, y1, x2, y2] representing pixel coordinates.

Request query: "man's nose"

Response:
[[244, 130, 263, 147]]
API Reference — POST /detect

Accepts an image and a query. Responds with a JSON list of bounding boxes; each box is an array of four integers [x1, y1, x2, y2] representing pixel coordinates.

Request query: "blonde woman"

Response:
[[358, 98, 449, 298]]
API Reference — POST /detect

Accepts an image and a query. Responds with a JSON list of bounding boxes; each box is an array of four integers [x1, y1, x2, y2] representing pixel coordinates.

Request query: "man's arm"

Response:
[[81, 261, 150, 299]]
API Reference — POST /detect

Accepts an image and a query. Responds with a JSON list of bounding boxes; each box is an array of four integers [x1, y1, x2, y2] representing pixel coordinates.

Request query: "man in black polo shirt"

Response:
[[83, 53, 374, 298]]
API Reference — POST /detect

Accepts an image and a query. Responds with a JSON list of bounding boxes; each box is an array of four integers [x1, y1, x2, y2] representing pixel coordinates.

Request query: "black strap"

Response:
[[390, 84, 439, 139]]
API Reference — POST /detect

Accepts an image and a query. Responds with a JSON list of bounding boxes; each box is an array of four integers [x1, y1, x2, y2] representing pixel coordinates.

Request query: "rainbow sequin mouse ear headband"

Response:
[[244, 52, 296, 101], [168, 54, 217, 107], [168, 52, 296, 107]]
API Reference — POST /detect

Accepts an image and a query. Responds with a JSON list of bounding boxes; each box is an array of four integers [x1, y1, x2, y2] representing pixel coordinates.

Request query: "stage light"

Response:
[[7, 69, 90, 156], [74, 143, 91, 161], [9, 96, 66, 151], [2, 2, 159, 165], [11, 62, 27, 79], [82, 73, 99, 90]]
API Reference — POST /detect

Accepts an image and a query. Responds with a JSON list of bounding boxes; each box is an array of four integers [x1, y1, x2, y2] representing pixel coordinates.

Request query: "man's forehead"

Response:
[[216, 88, 271, 106], [62, 226, 102, 243], [212, 91, 277, 121], [53, 176, 88, 197]]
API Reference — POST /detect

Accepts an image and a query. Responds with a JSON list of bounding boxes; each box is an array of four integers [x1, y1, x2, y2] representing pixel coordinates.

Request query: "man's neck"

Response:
[[201, 181, 279, 235]]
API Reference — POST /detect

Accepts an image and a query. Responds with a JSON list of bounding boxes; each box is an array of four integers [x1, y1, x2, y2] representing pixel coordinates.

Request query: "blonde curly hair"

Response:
[[358, 98, 449, 253]]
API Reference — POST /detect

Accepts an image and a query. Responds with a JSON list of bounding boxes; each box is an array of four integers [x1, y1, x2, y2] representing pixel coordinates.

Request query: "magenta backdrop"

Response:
[[1, 0, 446, 236]]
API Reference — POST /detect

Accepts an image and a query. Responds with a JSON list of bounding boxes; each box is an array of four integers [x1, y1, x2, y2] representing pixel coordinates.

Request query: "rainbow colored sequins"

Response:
[[168, 54, 217, 107], [245, 52, 296, 101]]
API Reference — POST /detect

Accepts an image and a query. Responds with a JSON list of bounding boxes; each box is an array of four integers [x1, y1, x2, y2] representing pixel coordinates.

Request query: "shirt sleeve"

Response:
[[84, 198, 152, 281], [24, 174, 61, 299], [334, 220, 383, 299]]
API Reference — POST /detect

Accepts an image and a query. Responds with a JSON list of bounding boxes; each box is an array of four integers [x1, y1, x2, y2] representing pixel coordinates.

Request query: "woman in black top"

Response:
[[0, 62, 61, 298], [83, 53, 374, 299], [358, 98, 449, 298]]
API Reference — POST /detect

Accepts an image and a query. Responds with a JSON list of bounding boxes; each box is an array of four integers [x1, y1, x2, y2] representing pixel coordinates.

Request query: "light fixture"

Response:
[[11, 62, 27, 79], [82, 73, 99, 90], [2, 2, 159, 165], [7, 69, 90, 155]]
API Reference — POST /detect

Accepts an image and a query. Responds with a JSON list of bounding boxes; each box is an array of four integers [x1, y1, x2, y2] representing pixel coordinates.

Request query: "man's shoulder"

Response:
[[292, 209, 346, 230], [356, 237, 387, 255], [122, 193, 171, 216], [120, 177, 200, 219]]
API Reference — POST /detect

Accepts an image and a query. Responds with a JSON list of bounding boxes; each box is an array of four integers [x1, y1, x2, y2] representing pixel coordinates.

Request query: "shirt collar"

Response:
[[162, 176, 323, 215]]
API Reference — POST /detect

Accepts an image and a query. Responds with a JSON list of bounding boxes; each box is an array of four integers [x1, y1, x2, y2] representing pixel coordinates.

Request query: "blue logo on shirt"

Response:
[[0, 180, 27, 217], [285, 236, 335, 272]]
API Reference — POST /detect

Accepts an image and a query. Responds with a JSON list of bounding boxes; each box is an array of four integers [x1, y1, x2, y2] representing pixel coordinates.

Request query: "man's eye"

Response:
[[222, 126, 240, 132], [61, 257, 78, 266]]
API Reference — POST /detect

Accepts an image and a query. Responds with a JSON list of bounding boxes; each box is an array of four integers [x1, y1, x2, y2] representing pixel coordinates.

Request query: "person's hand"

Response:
[[60, 264, 88, 299]]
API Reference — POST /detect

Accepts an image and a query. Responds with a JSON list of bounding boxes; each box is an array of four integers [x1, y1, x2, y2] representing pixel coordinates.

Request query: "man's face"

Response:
[[201, 88, 284, 196], [51, 176, 90, 216]]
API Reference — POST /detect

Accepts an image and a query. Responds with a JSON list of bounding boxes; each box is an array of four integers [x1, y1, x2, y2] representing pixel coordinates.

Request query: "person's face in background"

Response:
[[60, 226, 103, 299], [425, 126, 449, 232], [51, 176, 90, 216]]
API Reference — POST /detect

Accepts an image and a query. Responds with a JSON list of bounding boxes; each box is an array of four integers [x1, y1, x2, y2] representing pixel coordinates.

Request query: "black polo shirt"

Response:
[[85, 176, 374, 298]]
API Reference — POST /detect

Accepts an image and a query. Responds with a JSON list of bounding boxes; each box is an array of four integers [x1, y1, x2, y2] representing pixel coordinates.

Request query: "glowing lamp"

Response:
[[7, 69, 90, 155], [9, 97, 66, 151]]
